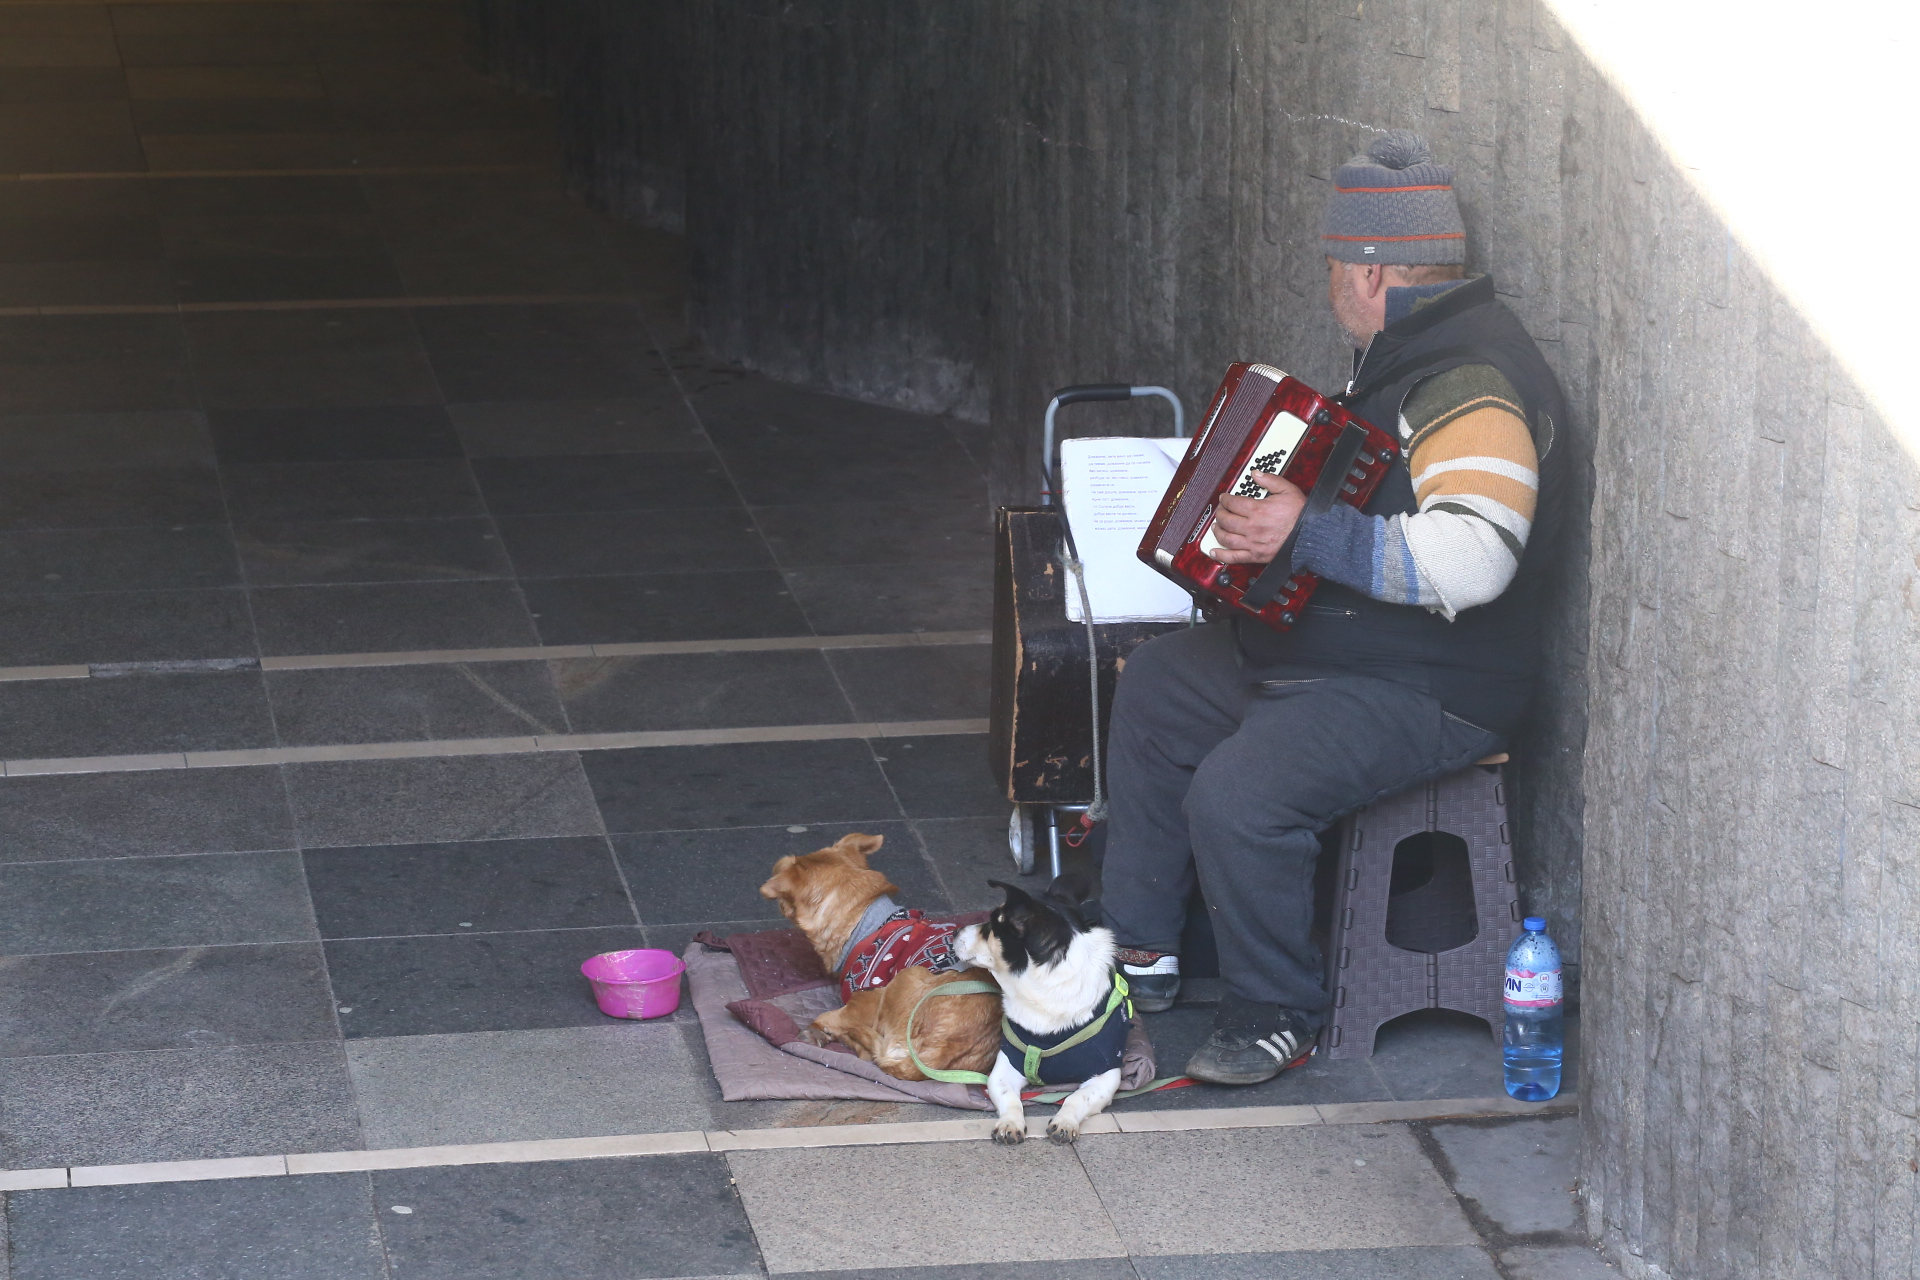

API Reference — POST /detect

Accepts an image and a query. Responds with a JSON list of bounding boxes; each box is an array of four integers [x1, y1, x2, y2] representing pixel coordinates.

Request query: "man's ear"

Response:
[[1361, 262, 1389, 299]]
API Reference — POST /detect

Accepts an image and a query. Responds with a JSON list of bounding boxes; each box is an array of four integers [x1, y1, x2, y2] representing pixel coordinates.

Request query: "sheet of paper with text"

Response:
[[1059, 436, 1195, 623]]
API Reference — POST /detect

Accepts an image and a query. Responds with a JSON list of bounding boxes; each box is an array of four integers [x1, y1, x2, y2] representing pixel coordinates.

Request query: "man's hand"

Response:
[[1207, 472, 1307, 564]]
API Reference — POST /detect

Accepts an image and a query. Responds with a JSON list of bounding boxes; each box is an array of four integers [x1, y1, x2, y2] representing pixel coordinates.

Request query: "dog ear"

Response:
[[830, 832, 884, 865], [988, 879, 1044, 924], [760, 855, 799, 902]]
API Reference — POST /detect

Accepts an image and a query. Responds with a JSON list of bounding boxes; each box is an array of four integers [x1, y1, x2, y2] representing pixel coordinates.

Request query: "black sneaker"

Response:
[[1183, 994, 1315, 1085], [1117, 948, 1180, 1012]]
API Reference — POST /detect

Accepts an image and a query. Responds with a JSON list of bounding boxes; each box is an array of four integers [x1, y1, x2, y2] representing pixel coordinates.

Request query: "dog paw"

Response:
[[992, 1121, 1026, 1146], [797, 1025, 833, 1047], [1045, 1121, 1079, 1145]]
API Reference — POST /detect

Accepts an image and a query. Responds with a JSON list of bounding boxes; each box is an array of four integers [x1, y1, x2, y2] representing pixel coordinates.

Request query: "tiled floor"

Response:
[[0, 3, 1605, 1275]]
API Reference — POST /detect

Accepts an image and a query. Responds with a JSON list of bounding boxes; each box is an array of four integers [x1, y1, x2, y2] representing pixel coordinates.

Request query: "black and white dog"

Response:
[[952, 879, 1132, 1146]]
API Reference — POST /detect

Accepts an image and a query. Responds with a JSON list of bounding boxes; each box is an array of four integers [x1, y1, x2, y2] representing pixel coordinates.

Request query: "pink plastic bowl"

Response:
[[581, 948, 687, 1019]]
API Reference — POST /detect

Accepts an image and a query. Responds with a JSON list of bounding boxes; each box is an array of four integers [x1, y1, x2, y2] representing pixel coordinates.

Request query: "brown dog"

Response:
[[759, 833, 1000, 1083]]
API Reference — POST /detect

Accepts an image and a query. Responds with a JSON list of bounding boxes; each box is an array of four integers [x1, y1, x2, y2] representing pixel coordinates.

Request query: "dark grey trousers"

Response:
[[1100, 622, 1503, 1018]]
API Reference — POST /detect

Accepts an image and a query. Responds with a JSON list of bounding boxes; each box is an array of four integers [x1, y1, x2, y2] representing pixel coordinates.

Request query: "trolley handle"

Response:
[[1041, 384, 1187, 506]]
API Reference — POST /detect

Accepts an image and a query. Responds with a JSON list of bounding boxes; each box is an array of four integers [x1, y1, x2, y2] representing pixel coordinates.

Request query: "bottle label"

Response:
[[1505, 966, 1562, 1009]]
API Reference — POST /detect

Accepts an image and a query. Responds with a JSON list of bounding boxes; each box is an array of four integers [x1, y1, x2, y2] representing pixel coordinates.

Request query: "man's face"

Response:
[[1326, 257, 1379, 350]]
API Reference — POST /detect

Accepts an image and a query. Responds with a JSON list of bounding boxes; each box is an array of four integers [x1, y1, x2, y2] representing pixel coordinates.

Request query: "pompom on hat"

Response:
[[1322, 129, 1466, 265]]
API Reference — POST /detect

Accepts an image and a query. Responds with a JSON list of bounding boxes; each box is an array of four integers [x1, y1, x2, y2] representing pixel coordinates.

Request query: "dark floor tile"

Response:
[[268, 660, 566, 746], [1125, 1004, 1393, 1110], [235, 516, 510, 586], [754, 499, 992, 569], [0, 669, 275, 760], [0, 765, 293, 864], [4, 1171, 385, 1280], [0, 586, 255, 666], [1368, 1008, 1506, 1100], [585, 738, 899, 833], [0, 259, 177, 308], [222, 458, 485, 522], [283, 752, 604, 848], [0, 410, 213, 471], [208, 403, 461, 464], [184, 308, 440, 410], [448, 396, 708, 457], [0, 524, 238, 593], [389, 246, 628, 298], [613, 819, 937, 925], [523, 570, 812, 646], [0, 465, 224, 530], [330, 95, 547, 133], [910, 816, 1035, 910], [877, 734, 1003, 819], [804, 1264, 1137, 1280], [360, 173, 614, 257], [0, 942, 336, 1057], [722, 443, 988, 507], [159, 209, 386, 259], [340, 128, 554, 172], [132, 95, 337, 134], [0, 850, 315, 955], [0, 67, 129, 104], [827, 643, 991, 721], [495, 508, 770, 579], [249, 579, 537, 655], [0, 1041, 362, 1169], [1134, 1249, 1501, 1280], [304, 835, 634, 939], [553, 650, 854, 734], [470, 452, 738, 516], [0, 213, 159, 262], [0, 314, 193, 414], [150, 174, 369, 218], [171, 252, 406, 303], [412, 302, 664, 402], [787, 561, 993, 635], [372, 1153, 761, 1280], [692, 376, 971, 448], [326, 925, 645, 1038], [0, 132, 147, 175], [115, 31, 311, 67]]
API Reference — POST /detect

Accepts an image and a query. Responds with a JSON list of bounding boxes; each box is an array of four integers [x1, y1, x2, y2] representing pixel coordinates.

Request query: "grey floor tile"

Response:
[[1370, 1009, 1505, 1100], [715, 438, 986, 509], [0, 765, 293, 864], [1119, 1004, 1392, 1110], [0, 851, 316, 955], [184, 308, 440, 410], [171, 252, 407, 304], [494, 508, 772, 579], [249, 579, 538, 655], [449, 396, 709, 456], [827, 643, 991, 721], [787, 561, 993, 635], [133, 96, 337, 135], [801, 1265, 1136, 1280], [1500, 1246, 1621, 1279], [346, 1022, 713, 1147], [0, 315, 191, 416], [411, 302, 666, 403], [206, 404, 461, 464], [0, 258, 176, 308], [374, 1153, 759, 1280], [1428, 1116, 1581, 1235], [284, 752, 604, 848], [267, 661, 566, 746], [0, 669, 275, 760], [1077, 1127, 1475, 1256], [0, 67, 129, 103], [553, 651, 854, 734], [753, 498, 992, 570], [222, 458, 486, 523], [0, 942, 337, 1057], [304, 835, 633, 939], [0, 465, 224, 530], [0, 1041, 360, 1167], [148, 175, 364, 220], [1133, 1248, 1501, 1279], [729, 1141, 1124, 1273], [912, 816, 1038, 912], [585, 738, 899, 833], [4, 1173, 385, 1280], [235, 515, 512, 585], [614, 819, 940, 925], [325, 925, 647, 1038], [877, 734, 1003, 818], [523, 569, 814, 646], [470, 452, 740, 516], [0, 411, 212, 471], [0, 524, 237, 594], [0, 585, 256, 666]]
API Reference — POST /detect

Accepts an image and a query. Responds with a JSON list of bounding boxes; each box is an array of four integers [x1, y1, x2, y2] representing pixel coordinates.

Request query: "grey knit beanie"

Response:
[[1321, 130, 1466, 265]]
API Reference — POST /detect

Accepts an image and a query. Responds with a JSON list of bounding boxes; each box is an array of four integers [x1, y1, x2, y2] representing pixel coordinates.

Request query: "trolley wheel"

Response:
[[1008, 804, 1039, 875]]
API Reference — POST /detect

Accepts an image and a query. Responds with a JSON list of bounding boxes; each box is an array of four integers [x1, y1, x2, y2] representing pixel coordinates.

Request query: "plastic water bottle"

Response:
[[1503, 916, 1563, 1101]]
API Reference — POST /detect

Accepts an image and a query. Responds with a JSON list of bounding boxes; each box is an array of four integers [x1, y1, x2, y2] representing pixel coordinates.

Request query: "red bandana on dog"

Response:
[[839, 909, 963, 1001]]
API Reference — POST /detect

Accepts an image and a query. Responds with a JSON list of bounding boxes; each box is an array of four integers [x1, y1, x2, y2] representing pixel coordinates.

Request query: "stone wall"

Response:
[[467, 3, 1920, 1273]]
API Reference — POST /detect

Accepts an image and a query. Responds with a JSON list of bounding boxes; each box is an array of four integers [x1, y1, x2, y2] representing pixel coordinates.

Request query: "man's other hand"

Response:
[[1207, 473, 1307, 564]]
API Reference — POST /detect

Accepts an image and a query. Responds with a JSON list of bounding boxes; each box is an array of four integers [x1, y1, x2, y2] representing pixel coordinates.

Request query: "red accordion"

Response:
[[1137, 363, 1400, 631]]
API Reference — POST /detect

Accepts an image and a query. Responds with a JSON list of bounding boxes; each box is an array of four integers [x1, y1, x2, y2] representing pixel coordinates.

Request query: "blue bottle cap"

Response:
[[1522, 916, 1546, 932]]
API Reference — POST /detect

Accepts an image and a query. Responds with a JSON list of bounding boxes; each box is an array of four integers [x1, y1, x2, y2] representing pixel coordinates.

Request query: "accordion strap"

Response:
[[1240, 421, 1370, 611]]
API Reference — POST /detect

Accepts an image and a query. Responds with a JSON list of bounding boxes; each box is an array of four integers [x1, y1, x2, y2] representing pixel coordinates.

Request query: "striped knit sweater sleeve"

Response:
[[1292, 364, 1538, 620]]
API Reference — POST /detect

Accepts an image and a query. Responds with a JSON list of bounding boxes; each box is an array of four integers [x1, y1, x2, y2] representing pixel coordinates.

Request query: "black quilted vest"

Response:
[[1235, 275, 1569, 736]]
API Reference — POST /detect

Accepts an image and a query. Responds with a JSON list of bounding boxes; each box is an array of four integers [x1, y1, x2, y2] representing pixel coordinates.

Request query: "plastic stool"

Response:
[[1318, 757, 1518, 1059]]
